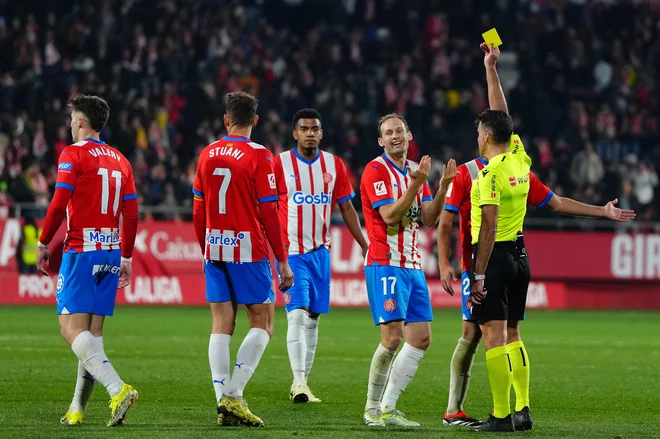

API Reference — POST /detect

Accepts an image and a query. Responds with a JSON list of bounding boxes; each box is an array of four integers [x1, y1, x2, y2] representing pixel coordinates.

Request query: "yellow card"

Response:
[[482, 28, 503, 47]]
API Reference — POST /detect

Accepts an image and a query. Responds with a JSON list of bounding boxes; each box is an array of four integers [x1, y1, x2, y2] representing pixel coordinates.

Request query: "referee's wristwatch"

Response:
[[474, 274, 486, 281]]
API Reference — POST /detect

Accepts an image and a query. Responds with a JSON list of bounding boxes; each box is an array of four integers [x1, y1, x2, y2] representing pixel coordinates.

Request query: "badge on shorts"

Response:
[[56, 275, 64, 293], [384, 298, 396, 312], [283, 293, 291, 305]]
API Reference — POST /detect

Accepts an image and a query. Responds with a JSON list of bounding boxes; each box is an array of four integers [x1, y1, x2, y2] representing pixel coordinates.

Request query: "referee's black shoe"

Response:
[[471, 414, 514, 432], [513, 406, 533, 431]]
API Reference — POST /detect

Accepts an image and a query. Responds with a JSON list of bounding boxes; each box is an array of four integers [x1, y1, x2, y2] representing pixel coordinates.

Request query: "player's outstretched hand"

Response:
[[118, 260, 132, 289], [278, 260, 294, 292], [481, 42, 500, 68], [604, 198, 636, 222], [469, 279, 486, 305], [440, 264, 457, 296], [411, 155, 431, 186], [440, 158, 457, 190], [36, 245, 50, 276]]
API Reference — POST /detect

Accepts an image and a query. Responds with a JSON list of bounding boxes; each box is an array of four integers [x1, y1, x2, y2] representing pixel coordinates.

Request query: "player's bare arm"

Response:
[[482, 42, 508, 113], [471, 204, 499, 304], [546, 196, 636, 222], [437, 209, 458, 295], [378, 155, 431, 226], [339, 200, 368, 257], [421, 158, 457, 227]]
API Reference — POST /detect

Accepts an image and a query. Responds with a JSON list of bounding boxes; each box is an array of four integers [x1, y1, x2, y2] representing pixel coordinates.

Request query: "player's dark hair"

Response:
[[224, 91, 258, 127], [293, 108, 322, 129], [378, 113, 409, 136], [67, 94, 110, 132], [475, 109, 513, 144]]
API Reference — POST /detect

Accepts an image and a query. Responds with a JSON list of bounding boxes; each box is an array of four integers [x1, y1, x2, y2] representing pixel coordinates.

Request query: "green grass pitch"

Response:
[[1, 306, 659, 438]]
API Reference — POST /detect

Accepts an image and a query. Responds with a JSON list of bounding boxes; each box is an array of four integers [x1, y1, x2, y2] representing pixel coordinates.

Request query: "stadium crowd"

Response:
[[0, 0, 658, 223]]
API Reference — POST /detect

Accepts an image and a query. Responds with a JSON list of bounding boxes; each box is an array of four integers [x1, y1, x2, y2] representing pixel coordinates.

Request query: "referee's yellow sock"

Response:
[[507, 340, 530, 411], [485, 345, 512, 418]]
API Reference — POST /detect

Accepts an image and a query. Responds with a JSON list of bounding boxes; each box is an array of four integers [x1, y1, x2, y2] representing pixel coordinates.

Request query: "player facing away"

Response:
[[274, 109, 368, 403], [360, 113, 457, 427], [438, 42, 637, 429], [192, 91, 294, 427], [36, 94, 139, 427]]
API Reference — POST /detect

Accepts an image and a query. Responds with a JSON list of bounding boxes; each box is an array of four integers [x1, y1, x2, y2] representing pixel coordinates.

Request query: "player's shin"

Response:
[[68, 335, 102, 413], [224, 328, 270, 398], [447, 337, 479, 414], [381, 343, 425, 413], [365, 344, 396, 411], [209, 334, 232, 403], [304, 315, 319, 381], [507, 340, 530, 411], [70, 331, 124, 398], [485, 346, 513, 419], [286, 309, 307, 385]]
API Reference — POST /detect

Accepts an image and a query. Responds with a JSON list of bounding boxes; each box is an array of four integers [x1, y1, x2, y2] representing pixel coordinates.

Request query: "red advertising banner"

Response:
[[3, 219, 660, 281], [0, 219, 658, 309]]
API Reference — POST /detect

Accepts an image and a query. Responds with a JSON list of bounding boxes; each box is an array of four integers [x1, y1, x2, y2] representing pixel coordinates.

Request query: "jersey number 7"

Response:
[[213, 167, 232, 214], [98, 167, 122, 215]]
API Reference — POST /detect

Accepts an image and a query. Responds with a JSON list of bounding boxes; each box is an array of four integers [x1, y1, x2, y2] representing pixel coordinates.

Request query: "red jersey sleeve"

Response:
[[421, 181, 433, 202], [192, 157, 204, 200], [528, 171, 554, 207], [120, 166, 139, 259], [273, 155, 287, 200], [444, 170, 469, 213], [335, 157, 355, 204], [362, 162, 394, 209], [254, 150, 278, 204], [54, 147, 79, 191]]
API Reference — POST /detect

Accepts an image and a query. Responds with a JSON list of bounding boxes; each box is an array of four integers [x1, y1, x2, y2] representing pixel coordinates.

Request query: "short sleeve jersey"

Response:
[[55, 138, 136, 252], [273, 149, 354, 255], [193, 135, 278, 262], [470, 134, 533, 244], [360, 154, 433, 270]]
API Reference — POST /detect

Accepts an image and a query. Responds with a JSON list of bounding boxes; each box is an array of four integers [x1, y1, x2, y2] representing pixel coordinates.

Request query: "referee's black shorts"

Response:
[[471, 235, 531, 325]]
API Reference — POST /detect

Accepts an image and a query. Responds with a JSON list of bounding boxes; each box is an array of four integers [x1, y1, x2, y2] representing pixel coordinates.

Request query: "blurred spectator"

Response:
[[0, 0, 657, 224], [570, 143, 605, 190]]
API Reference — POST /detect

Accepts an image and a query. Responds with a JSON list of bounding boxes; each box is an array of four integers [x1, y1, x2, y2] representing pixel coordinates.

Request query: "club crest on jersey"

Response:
[[323, 172, 333, 183], [283, 293, 291, 305], [293, 191, 332, 205], [373, 181, 387, 196], [58, 162, 73, 172], [206, 231, 246, 247], [384, 298, 396, 312]]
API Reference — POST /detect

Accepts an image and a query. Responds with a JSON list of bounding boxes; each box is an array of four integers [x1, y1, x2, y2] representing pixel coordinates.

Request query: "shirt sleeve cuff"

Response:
[[479, 200, 501, 207], [537, 191, 554, 208], [258, 195, 278, 203], [372, 198, 394, 209], [422, 196, 433, 202], [55, 182, 74, 191], [444, 204, 459, 213], [337, 192, 355, 204], [192, 188, 203, 197], [123, 193, 137, 201]]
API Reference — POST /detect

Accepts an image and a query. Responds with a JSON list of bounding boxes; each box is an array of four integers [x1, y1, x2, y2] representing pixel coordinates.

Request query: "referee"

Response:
[[468, 109, 531, 433]]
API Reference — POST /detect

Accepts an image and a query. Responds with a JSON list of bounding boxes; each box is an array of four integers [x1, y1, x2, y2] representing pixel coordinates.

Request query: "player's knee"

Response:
[[408, 332, 431, 351], [462, 322, 482, 343]]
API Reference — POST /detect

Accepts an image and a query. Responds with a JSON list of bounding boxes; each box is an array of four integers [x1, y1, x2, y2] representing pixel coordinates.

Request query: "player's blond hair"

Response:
[[377, 113, 409, 136]]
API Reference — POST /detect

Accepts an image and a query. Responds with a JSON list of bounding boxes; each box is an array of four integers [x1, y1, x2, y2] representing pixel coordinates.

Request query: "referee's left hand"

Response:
[[470, 279, 486, 305]]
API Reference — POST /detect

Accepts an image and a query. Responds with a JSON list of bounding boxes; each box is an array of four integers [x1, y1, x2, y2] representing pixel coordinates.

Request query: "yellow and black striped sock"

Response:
[[485, 345, 513, 418], [507, 340, 530, 411]]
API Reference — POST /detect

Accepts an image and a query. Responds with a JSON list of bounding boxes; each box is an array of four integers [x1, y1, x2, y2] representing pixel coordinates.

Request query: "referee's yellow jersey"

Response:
[[471, 135, 532, 245]]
